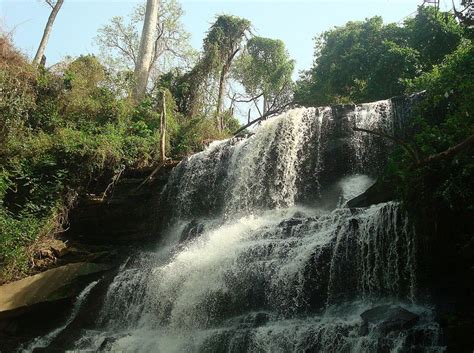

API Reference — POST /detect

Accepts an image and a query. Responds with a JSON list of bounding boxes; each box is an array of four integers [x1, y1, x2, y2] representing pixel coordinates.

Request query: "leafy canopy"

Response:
[[295, 7, 463, 106], [234, 36, 294, 111]]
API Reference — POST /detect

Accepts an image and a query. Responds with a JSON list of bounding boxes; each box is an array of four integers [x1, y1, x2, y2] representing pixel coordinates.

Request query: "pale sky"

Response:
[[1, 0, 452, 76]]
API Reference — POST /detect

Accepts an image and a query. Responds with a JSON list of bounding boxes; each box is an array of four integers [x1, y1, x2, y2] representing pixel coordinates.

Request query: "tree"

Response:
[[96, 0, 194, 100], [133, 0, 160, 101], [234, 36, 294, 117], [202, 15, 251, 131], [32, 0, 64, 66], [294, 7, 463, 107], [404, 6, 463, 69]]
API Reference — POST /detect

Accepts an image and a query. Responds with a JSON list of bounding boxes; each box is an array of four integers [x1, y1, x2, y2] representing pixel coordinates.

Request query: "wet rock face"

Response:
[[361, 305, 420, 334], [179, 220, 205, 243], [66, 165, 173, 244]]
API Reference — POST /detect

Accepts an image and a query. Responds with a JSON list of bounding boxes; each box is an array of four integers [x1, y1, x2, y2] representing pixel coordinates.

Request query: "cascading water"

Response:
[[30, 98, 445, 352]]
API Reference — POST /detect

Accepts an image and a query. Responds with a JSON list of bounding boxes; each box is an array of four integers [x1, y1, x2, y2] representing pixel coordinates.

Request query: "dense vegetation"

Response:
[[0, 37, 236, 282], [1, 2, 472, 287], [295, 6, 464, 105]]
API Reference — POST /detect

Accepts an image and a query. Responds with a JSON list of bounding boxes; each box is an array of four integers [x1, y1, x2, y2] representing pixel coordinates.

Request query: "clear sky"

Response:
[[1, 0, 452, 76]]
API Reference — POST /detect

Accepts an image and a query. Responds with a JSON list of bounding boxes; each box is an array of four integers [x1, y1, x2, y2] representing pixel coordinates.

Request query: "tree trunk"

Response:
[[214, 48, 240, 132], [263, 95, 268, 115], [160, 90, 167, 162], [133, 0, 160, 102], [32, 0, 64, 67], [215, 65, 226, 132]]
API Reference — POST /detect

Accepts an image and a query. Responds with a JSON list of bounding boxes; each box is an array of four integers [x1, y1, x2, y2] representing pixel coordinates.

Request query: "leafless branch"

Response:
[[233, 102, 294, 136], [352, 127, 420, 162]]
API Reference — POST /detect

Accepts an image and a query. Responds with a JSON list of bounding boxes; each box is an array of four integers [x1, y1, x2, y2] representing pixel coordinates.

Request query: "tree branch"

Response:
[[353, 127, 474, 168], [232, 92, 264, 103], [416, 133, 474, 167], [352, 127, 420, 162], [233, 102, 294, 136]]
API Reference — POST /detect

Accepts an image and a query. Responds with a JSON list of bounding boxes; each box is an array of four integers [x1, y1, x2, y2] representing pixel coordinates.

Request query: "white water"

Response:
[[39, 101, 445, 352]]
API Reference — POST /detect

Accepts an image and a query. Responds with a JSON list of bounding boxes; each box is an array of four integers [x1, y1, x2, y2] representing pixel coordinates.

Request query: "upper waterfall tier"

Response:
[[163, 96, 416, 220]]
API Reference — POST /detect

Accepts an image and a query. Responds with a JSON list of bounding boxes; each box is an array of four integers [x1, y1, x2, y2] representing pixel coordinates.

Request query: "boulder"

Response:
[[360, 305, 419, 334], [346, 179, 395, 208], [0, 262, 110, 320]]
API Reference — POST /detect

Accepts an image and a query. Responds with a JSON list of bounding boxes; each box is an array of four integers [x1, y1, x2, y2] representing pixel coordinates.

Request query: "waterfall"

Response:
[[163, 100, 395, 220], [37, 99, 445, 352]]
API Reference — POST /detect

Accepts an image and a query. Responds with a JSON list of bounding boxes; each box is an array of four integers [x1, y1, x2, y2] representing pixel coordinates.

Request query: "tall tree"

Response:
[[32, 0, 64, 66], [234, 36, 294, 116], [95, 0, 194, 86], [133, 0, 160, 101], [202, 15, 251, 131]]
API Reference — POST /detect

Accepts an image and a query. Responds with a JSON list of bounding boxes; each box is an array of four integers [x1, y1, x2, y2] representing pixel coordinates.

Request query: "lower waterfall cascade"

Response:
[[25, 99, 446, 352]]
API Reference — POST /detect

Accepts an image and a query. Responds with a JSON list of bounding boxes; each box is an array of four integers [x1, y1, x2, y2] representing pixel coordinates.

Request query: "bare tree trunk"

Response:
[[215, 65, 226, 132], [32, 0, 64, 67], [160, 90, 167, 162], [133, 0, 160, 102], [214, 48, 240, 132]]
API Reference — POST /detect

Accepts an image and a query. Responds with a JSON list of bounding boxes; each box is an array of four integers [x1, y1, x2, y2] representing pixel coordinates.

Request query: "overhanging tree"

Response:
[[294, 7, 463, 107]]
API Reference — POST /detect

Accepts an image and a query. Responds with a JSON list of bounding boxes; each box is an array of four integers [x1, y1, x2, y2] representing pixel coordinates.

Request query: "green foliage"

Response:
[[0, 37, 37, 147], [234, 36, 294, 112], [203, 15, 252, 73], [0, 32, 240, 281], [172, 116, 228, 156], [404, 6, 463, 68], [387, 39, 473, 216], [295, 7, 463, 106]]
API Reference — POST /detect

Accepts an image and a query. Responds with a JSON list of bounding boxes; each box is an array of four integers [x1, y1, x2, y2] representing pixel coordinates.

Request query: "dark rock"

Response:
[[66, 164, 174, 244], [361, 305, 419, 334], [240, 312, 269, 328], [346, 179, 395, 208], [278, 217, 304, 229]]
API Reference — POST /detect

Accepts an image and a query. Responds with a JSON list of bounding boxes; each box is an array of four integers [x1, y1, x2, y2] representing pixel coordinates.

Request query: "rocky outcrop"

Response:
[[0, 262, 110, 320], [360, 305, 419, 334], [66, 164, 175, 244], [0, 262, 111, 351], [346, 178, 395, 208]]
